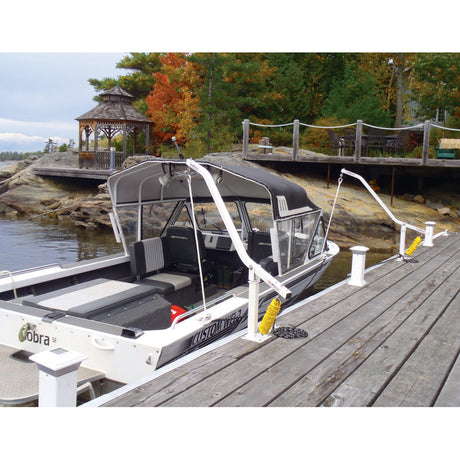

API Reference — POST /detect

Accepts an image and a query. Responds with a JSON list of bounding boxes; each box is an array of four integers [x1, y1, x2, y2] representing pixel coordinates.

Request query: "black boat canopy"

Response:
[[107, 159, 319, 220]]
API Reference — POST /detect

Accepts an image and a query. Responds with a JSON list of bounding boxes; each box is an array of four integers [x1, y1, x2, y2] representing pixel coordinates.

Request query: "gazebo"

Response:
[[76, 86, 153, 169]]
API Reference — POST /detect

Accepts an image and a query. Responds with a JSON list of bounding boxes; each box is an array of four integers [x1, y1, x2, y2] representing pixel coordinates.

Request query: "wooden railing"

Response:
[[241, 119, 460, 165], [79, 150, 128, 170]]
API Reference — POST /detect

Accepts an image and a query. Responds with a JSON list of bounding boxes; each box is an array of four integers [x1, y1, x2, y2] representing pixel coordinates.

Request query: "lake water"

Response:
[[0, 216, 123, 272]]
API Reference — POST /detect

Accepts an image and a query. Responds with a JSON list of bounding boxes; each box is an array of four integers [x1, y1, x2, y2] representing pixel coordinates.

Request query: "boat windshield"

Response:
[[115, 199, 244, 247], [275, 211, 322, 273]]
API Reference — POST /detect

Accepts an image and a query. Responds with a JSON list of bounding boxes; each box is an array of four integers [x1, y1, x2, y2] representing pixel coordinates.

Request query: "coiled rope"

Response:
[[273, 326, 308, 339]]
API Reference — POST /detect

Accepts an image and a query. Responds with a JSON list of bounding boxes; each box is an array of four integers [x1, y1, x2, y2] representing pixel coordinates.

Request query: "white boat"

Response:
[[0, 158, 339, 401]]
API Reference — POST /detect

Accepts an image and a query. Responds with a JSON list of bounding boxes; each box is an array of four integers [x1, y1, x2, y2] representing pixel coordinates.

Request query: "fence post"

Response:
[[422, 119, 431, 165], [355, 120, 363, 162], [242, 119, 250, 159], [293, 119, 300, 161]]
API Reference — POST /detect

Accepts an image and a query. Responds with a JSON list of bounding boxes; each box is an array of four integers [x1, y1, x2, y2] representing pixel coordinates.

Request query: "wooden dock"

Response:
[[244, 151, 460, 169], [90, 232, 459, 407], [32, 166, 113, 181]]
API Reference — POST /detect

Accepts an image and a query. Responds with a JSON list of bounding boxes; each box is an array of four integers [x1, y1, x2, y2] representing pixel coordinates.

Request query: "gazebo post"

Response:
[[132, 129, 136, 155], [94, 122, 99, 154], [123, 123, 127, 154]]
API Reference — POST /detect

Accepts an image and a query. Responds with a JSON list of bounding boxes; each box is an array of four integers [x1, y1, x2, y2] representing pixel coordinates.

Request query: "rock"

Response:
[[413, 194, 425, 204], [438, 207, 451, 216], [425, 199, 442, 210], [0, 162, 25, 179], [400, 193, 414, 202]]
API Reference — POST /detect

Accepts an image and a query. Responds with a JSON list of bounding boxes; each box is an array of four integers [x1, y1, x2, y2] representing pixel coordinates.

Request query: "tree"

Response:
[[323, 60, 393, 127], [262, 53, 348, 124], [89, 53, 163, 114], [43, 139, 57, 153], [145, 53, 201, 146], [189, 53, 275, 153], [410, 53, 460, 120]]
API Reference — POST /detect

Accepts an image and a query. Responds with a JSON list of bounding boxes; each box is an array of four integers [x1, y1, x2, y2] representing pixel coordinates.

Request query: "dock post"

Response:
[[349, 246, 369, 287], [293, 119, 300, 161], [355, 120, 363, 162], [399, 223, 407, 257], [246, 268, 261, 340], [422, 120, 431, 165], [424, 221, 435, 247], [242, 119, 250, 159], [30, 348, 86, 407]]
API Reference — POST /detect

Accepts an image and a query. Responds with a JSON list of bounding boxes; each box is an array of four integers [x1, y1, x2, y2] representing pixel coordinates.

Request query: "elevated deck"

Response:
[[245, 151, 460, 169], [90, 232, 460, 407]]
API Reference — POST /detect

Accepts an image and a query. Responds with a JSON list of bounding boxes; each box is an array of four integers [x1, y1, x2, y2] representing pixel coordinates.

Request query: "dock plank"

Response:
[[163, 242, 456, 406], [322, 266, 460, 407], [218, 247, 459, 407], [435, 349, 460, 407], [373, 290, 460, 407], [98, 233, 460, 407]]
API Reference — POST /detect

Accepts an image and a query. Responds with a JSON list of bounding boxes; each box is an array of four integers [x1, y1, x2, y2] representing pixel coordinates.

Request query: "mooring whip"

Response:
[[323, 171, 343, 253]]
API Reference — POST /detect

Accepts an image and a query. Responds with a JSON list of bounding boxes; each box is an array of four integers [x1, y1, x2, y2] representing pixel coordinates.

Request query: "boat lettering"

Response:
[[190, 310, 246, 348], [18, 324, 52, 346]]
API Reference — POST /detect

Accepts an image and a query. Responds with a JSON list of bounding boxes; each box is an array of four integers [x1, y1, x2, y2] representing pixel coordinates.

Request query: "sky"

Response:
[[0, 53, 129, 152]]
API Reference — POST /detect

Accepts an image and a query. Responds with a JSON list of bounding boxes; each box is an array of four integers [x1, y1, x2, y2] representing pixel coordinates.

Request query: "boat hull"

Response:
[[0, 242, 338, 385]]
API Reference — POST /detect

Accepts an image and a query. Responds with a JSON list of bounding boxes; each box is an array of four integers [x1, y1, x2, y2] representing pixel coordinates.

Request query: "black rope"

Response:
[[397, 254, 419, 263], [273, 326, 308, 339]]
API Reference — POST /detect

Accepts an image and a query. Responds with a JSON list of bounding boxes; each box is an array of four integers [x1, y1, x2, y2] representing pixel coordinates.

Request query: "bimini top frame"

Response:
[[107, 158, 319, 220]]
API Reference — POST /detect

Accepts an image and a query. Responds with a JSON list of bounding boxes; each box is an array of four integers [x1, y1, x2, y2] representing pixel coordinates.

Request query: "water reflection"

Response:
[[311, 249, 394, 293], [0, 216, 122, 272]]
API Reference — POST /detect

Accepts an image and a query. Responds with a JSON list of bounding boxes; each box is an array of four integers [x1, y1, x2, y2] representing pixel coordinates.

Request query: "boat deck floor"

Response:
[[0, 344, 105, 406], [95, 232, 460, 407]]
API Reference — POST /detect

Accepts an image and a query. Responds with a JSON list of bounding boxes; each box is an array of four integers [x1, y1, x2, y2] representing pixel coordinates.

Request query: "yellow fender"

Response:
[[406, 236, 422, 256], [259, 297, 282, 335]]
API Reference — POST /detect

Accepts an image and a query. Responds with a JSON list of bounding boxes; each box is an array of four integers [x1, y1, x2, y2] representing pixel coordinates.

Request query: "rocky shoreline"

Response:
[[1, 151, 459, 250]]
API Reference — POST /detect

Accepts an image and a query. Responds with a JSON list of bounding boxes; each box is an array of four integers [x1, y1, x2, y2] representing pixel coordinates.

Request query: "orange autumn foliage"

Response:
[[146, 53, 201, 145]]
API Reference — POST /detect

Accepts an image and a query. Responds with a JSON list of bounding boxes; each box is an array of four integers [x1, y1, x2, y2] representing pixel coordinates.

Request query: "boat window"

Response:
[[245, 203, 273, 232], [142, 202, 180, 238], [309, 218, 325, 258], [275, 211, 320, 273], [194, 202, 241, 232], [174, 204, 193, 228], [116, 206, 138, 245]]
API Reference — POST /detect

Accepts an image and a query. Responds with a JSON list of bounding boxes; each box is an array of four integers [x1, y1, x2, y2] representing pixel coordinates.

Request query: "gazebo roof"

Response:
[[75, 85, 152, 124]]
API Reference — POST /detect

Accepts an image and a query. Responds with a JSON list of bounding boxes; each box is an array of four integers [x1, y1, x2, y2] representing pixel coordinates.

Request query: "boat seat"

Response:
[[248, 231, 273, 262], [129, 236, 197, 294], [165, 226, 210, 274], [248, 231, 278, 276], [21, 278, 172, 330]]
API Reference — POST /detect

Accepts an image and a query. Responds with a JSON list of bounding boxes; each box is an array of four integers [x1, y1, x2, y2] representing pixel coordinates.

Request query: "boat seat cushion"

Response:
[[143, 272, 192, 290], [129, 237, 167, 276], [22, 278, 158, 319], [129, 237, 198, 292]]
